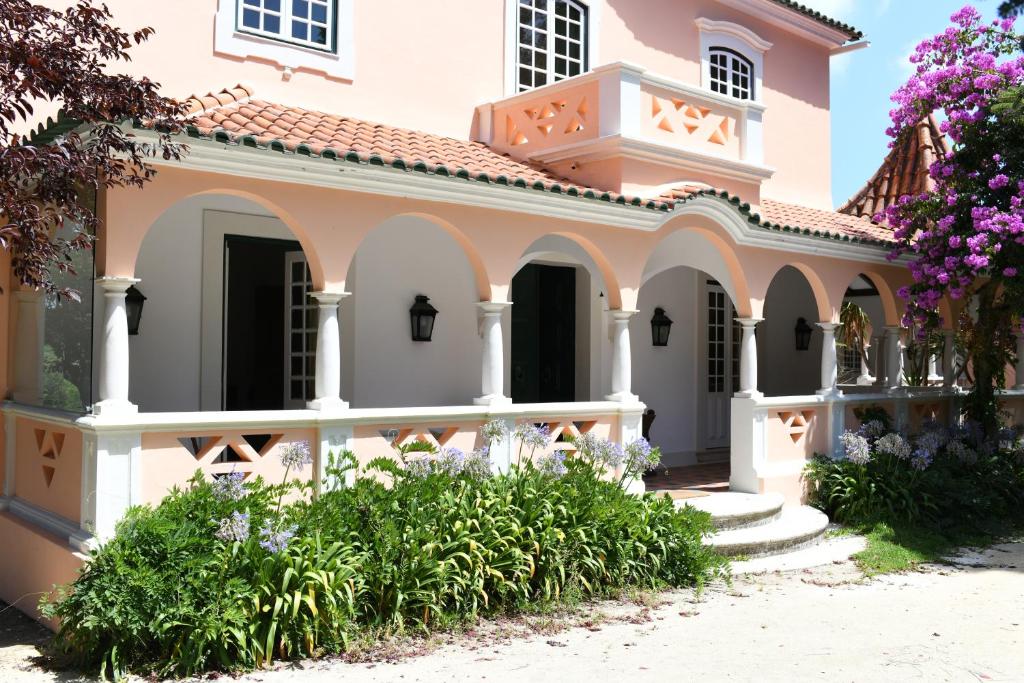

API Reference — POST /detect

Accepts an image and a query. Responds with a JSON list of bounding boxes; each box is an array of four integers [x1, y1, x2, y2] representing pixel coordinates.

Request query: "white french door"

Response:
[[701, 280, 738, 450], [284, 251, 317, 409]]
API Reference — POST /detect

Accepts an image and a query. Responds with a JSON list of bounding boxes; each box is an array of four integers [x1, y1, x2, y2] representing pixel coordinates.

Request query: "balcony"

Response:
[[476, 63, 774, 198]]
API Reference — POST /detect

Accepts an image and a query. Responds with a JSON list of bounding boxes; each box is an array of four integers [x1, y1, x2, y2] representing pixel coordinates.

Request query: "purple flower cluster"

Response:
[[623, 437, 660, 473], [882, 7, 1024, 329], [405, 447, 492, 479], [259, 521, 297, 553], [839, 431, 872, 465], [214, 511, 250, 543], [537, 450, 568, 478], [514, 423, 551, 452], [279, 441, 313, 470], [573, 432, 625, 468], [212, 470, 246, 501]]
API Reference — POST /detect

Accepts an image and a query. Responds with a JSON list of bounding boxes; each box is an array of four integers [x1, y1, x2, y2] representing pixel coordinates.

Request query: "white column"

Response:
[[11, 290, 45, 405], [735, 317, 762, 398], [474, 301, 512, 406], [885, 326, 905, 392], [606, 310, 639, 403], [943, 330, 957, 388], [927, 353, 942, 385], [817, 322, 841, 396], [307, 291, 349, 412], [872, 333, 886, 388], [94, 277, 139, 416], [856, 338, 875, 385], [1015, 334, 1024, 390]]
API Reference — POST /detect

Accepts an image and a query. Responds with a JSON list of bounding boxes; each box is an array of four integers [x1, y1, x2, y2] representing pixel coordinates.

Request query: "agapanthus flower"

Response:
[[514, 423, 551, 451], [214, 511, 250, 543], [946, 439, 978, 464], [461, 447, 492, 479], [875, 433, 911, 460], [480, 419, 509, 444], [405, 455, 434, 478], [259, 522, 297, 553], [436, 447, 467, 477], [537, 450, 568, 478], [212, 469, 246, 501], [858, 420, 888, 440], [839, 431, 871, 465], [279, 441, 313, 469], [624, 437, 660, 473]]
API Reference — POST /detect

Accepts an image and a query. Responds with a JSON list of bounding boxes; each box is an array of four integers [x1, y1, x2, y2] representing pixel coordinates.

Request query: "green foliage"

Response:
[[852, 404, 893, 432], [43, 457, 724, 679]]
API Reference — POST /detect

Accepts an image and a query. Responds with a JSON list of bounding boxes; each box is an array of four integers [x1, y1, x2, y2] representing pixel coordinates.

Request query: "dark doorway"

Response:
[[511, 263, 576, 403], [223, 235, 301, 411]]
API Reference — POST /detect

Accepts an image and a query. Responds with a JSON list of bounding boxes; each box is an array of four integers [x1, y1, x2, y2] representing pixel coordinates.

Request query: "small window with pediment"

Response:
[[709, 47, 754, 100]]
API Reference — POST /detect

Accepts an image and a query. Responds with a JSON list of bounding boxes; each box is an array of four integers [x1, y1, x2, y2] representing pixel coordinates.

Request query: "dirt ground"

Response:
[[2, 542, 1022, 682]]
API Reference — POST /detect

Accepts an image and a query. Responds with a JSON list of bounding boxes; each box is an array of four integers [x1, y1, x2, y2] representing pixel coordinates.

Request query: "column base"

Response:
[[816, 388, 844, 397], [307, 397, 349, 412], [733, 390, 763, 399], [605, 391, 641, 404], [473, 394, 512, 406], [855, 375, 876, 386], [91, 399, 138, 417]]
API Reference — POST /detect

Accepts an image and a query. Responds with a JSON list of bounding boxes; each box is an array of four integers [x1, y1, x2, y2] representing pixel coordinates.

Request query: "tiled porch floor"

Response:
[[644, 462, 730, 499]]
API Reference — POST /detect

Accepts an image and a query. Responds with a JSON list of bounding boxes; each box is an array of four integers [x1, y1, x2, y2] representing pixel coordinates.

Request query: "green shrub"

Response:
[[805, 415, 1024, 528], [43, 430, 725, 679]]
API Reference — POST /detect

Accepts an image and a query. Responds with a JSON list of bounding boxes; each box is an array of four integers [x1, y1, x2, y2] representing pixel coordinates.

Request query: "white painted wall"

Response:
[[123, 197, 289, 412], [631, 266, 700, 465], [758, 266, 821, 397], [348, 216, 481, 408]]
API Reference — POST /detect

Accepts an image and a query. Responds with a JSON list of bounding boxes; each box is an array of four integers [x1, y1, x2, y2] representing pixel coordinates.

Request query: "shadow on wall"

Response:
[[760, 265, 821, 396]]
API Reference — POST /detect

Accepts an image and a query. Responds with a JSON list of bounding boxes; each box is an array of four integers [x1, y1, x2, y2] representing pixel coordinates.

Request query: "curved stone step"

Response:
[[677, 491, 784, 531], [709, 506, 829, 559]]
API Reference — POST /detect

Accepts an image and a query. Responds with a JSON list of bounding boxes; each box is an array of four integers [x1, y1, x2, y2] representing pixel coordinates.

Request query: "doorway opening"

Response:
[[510, 263, 576, 403], [222, 235, 315, 411]]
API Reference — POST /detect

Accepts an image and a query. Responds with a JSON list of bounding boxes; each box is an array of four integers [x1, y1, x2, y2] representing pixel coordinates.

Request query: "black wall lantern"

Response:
[[409, 294, 438, 342], [651, 307, 673, 347], [125, 285, 147, 336], [794, 317, 813, 351]]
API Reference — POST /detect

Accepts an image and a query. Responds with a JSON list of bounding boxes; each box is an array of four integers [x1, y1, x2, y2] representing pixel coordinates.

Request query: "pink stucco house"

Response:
[[3, 0, 1024, 620]]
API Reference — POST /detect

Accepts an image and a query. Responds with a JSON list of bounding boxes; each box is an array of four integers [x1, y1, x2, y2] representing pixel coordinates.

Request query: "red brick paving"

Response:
[[645, 462, 730, 493]]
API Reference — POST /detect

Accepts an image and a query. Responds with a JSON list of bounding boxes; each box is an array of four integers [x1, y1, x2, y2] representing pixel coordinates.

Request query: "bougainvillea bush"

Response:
[[805, 415, 1024, 527], [42, 425, 724, 679], [884, 6, 1024, 430]]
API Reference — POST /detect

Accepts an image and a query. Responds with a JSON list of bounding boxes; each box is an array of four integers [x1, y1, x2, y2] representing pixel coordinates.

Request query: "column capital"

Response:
[[309, 291, 351, 306], [476, 300, 512, 315], [610, 309, 639, 322], [734, 317, 763, 328], [816, 322, 841, 332], [96, 276, 140, 294]]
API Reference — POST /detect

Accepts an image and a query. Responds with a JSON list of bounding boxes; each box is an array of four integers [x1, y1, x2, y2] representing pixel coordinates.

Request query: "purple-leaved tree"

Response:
[[0, 0, 185, 298], [883, 5, 1024, 432]]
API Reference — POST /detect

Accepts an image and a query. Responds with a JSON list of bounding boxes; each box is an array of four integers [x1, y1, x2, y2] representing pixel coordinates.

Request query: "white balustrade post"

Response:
[[943, 330, 957, 388], [1015, 334, 1024, 390], [606, 310, 639, 403], [872, 334, 885, 388], [885, 326, 905, 393], [94, 277, 139, 416], [856, 338, 875, 386], [817, 322, 842, 396], [307, 291, 349, 412], [474, 302, 512, 406], [927, 353, 942, 385], [11, 290, 45, 405], [735, 317, 762, 398]]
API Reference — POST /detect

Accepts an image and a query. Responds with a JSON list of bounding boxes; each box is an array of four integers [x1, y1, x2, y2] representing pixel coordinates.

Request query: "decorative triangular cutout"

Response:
[[709, 118, 729, 145], [212, 444, 247, 464], [34, 428, 46, 452], [242, 434, 274, 455], [507, 115, 528, 146], [576, 97, 588, 117], [40, 448, 56, 460], [42, 465, 55, 487], [51, 432, 65, 456], [178, 436, 217, 459]]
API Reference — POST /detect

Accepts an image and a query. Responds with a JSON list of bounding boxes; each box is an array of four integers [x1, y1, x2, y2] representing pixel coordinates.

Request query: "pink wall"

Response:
[[31, 0, 836, 208]]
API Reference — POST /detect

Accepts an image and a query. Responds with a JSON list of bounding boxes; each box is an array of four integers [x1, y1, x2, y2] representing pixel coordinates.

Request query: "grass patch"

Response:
[[851, 520, 1022, 575]]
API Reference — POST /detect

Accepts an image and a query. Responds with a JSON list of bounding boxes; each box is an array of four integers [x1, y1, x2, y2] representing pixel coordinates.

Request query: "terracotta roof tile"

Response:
[[163, 86, 894, 248], [769, 0, 862, 40], [839, 115, 949, 219]]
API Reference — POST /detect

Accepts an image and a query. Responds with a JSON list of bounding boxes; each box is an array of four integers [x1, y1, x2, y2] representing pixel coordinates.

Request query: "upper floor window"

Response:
[[238, 0, 335, 52], [517, 0, 588, 92], [709, 47, 753, 100]]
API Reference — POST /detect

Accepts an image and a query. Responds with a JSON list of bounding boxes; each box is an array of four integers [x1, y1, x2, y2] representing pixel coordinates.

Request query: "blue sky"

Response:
[[808, 0, 1003, 207]]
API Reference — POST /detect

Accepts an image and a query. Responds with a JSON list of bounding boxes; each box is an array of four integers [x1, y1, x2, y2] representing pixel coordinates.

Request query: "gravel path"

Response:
[[3, 542, 1022, 682]]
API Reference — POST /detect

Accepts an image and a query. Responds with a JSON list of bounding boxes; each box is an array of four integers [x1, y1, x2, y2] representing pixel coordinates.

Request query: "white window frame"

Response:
[[695, 18, 771, 105], [237, 0, 335, 53], [504, 0, 601, 96], [214, 0, 355, 81], [709, 47, 754, 100]]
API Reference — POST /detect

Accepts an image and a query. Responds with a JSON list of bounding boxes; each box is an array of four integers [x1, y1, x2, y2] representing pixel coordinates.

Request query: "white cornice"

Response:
[[531, 134, 776, 185], [716, 0, 853, 48], [695, 17, 773, 52], [129, 129, 896, 265]]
